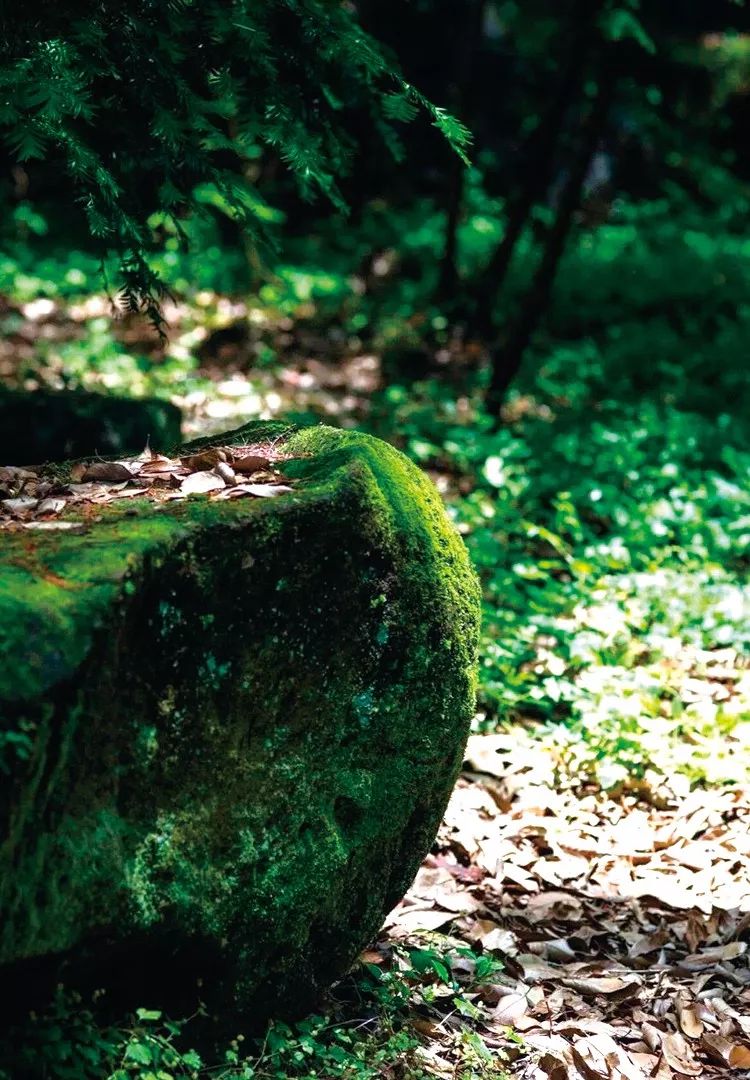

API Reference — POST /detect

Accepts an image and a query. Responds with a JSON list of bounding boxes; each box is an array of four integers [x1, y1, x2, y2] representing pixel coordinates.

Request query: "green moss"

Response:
[[0, 421, 480, 1018]]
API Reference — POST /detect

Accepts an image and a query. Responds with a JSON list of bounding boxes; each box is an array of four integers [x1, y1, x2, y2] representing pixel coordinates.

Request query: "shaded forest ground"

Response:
[[1, 192, 750, 1078]]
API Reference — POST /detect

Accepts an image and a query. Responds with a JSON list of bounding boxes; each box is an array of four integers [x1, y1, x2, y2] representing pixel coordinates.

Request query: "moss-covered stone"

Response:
[[0, 420, 480, 1017], [0, 388, 182, 464]]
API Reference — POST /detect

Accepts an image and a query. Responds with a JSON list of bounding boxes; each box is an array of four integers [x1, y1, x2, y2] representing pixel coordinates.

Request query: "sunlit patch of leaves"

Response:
[[0, 441, 294, 530], [382, 734, 750, 1079]]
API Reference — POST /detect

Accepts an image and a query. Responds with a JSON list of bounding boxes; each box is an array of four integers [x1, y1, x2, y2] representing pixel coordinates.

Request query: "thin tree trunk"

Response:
[[470, 0, 606, 338], [486, 69, 616, 414], [438, 153, 465, 300]]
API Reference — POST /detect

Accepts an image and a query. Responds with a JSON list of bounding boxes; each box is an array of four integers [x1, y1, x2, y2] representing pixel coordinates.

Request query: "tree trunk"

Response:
[[470, 0, 606, 339], [486, 69, 616, 414]]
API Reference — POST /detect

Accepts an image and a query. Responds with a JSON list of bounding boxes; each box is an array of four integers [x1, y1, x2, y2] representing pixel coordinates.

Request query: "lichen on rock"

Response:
[[0, 420, 480, 1016]]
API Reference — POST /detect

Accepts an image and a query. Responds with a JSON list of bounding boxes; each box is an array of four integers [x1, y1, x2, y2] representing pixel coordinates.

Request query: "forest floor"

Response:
[[373, 726, 750, 1079], [2, 265, 750, 1078]]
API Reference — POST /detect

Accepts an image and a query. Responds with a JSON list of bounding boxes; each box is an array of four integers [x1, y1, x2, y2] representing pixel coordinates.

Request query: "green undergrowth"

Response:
[[0, 944, 508, 1080], [368, 379, 750, 792]]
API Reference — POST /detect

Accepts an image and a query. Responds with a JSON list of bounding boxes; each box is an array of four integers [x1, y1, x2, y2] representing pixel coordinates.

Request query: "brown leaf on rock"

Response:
[[226, 482, 293, 498], [37, 497, 66, 515], [180, 447, 227, 471], [231, 452, 272, 474], [80, 461, 133, 482], [180, 470, 226, 495]]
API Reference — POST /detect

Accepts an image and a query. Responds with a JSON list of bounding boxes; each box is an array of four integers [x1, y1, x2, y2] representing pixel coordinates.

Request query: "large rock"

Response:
[[0, 388, 182, 464], [0, 420, 479, 1016]]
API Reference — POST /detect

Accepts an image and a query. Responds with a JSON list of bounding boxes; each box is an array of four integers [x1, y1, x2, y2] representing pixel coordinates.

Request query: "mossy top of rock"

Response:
[[0, 419, 480, 1018], [0, 421, 475, 711]]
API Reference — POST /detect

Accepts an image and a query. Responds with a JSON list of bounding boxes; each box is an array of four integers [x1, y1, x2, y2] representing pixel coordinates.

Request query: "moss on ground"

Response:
[[0, 420, 480, 1018]]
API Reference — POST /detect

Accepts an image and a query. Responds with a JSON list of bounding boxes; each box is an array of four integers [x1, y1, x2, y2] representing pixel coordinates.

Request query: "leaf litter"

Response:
[[370, 726, 750, 1079], [0, 441, 295, 529]]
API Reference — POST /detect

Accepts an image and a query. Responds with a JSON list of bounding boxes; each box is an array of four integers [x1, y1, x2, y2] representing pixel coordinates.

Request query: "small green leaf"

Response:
[[600, 9, 656, 53], [135, 1008, 162, 1022]]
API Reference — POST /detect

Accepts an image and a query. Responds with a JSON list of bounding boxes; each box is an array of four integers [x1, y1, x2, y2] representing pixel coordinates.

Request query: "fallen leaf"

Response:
[[22, 521, 85, 532], [493, 990, 530, 1026], [138, 457, 183, 476], [384, 906, 458, 935], [560, 976, 641, 998], [2, 497, 38, 513], [37, 498, 66, 515], [676, 1000, 704, 1040], [679, 941, 747, 970], [181, 470, 225, 495], [227, 483, 293, 498], [80, 461, 133, 482], [181, 448, 227, 471], [216, 461, 237, 486], [231, 453, 272, 474], [702, 1033, 750, 1069], [571, 1033, 647, 1080], [658, 1031, 702, 1075]]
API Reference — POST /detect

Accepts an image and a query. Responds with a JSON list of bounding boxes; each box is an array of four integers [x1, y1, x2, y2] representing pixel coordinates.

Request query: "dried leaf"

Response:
[[560, 976, 641, 998], [493, 991, 530, 1026], [385, 905, 458, 935], [181, 448, 227, 471], [215, 461, 237, 486], [138, 456, 183, 476], [703, 1033, 750, 1068], [37, 498, 66, 515], [680, 942, 747, 970], [80, 461, 133, 482], [228, 483, 293, 498], [658, 1031, 702, 1075], [0, 466, 37, 483], [676, 1000, 704, 1040], [23, 521, 85, 532], [181, 470, 225, 495], [571, 1034, 647, 1080], [231, 453, 272, 474], [2, 497, 38, 514]]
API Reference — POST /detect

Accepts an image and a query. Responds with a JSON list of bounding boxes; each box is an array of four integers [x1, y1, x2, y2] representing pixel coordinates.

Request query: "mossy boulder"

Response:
[[0, 388, 182, 464], [0, 420, 479, 1016]]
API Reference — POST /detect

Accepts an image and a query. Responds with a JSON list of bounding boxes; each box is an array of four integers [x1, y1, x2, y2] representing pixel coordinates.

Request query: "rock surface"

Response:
[[0, 420, 480, 1015]]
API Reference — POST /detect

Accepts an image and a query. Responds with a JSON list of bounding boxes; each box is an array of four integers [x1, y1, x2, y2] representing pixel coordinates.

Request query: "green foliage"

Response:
[[0, 946, 507, 1080], [371, 373, 750, 790], [0, 2, 468, 320]]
